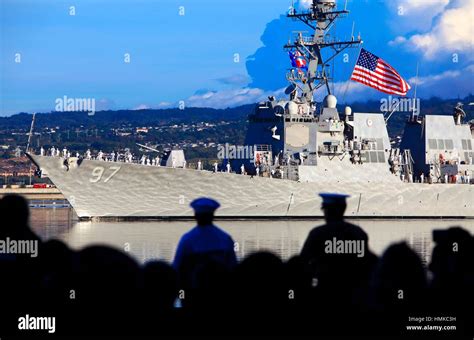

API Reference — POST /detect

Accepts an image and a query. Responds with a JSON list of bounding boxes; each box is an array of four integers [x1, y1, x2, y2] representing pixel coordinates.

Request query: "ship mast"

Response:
[[285, 0, 362, 110]]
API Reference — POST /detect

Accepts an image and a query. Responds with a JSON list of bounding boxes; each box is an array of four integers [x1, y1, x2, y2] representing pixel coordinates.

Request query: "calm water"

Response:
[[29, 208, 474, 265]]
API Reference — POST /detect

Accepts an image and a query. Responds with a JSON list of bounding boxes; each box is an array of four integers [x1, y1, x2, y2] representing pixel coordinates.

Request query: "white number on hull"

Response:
[[90, 166, 121, 183]]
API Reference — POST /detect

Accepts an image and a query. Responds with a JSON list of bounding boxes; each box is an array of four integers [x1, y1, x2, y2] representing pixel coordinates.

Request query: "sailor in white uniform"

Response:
[[197, 160, 202, 170], [213, 162, 218, 173], [226, 163, 231, 173], [240, 164, 245, 175], [40, 147, 44, 156]]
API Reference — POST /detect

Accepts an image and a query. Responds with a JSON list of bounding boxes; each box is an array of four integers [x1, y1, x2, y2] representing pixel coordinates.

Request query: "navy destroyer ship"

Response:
[[27, 0, 473, 219]]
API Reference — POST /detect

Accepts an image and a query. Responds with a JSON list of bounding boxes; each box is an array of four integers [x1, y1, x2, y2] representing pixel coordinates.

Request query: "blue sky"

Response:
[[1, 0, 473, 116]]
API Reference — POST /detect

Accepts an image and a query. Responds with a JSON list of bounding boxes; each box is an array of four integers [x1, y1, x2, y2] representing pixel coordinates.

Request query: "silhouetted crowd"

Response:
[[0, 194, 472, 337]]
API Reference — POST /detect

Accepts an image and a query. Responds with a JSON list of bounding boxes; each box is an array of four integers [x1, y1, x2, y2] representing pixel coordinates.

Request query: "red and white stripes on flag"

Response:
[[350, 48, 411, 96]]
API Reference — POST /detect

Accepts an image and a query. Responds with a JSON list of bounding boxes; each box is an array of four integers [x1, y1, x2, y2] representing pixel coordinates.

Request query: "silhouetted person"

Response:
[[300, 193, 377, 335], [75, 245, 141, 335], [173, 197, 237, 276], [371, 242, 428, 335], [172, 197, 236, 330], [0, 195, 43, 335], [232, 252, 286, 334], [142, 261, 178, 334], [429, 227, 474, 335], [0, 194, 40, 242]]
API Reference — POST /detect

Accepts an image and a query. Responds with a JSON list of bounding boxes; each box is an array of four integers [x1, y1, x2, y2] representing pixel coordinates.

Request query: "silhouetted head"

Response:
[[1, 194, 30, 227], [143, 261, 177, 310], [0, 194, 39, 241], [374, 242, 427, 307], [430, 226, 473, 284], [236, 251, 284, 292], [319, 193, 349, 222], [78, 245, 140, 303], [190, 197, 220, 226]]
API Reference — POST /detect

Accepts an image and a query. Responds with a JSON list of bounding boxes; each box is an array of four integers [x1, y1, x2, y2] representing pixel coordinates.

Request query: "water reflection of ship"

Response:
[[27, 0, 473, 219]]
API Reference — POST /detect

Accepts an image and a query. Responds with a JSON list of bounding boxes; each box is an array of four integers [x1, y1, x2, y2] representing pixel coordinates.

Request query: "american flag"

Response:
[[350, 48, 411, 96]]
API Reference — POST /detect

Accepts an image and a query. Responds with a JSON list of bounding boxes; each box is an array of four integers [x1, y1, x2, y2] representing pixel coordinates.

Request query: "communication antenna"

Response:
[[26, 112, 36, 154], [411, 62, 419, 119], [136, 143, 161, 153]]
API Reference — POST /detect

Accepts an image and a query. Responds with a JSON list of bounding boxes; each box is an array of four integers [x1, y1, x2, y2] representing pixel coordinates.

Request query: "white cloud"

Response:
[[183, 87, 286, 109], [408, 64, 474, 98], [388, 0, 449, 32], [388, 36, 407, 46], [396, 0, 474, 59], [132, 104, 150, 110], [397, 0, 449, 11], [294, 0, 312, 11], [409, 69, 461, 86]]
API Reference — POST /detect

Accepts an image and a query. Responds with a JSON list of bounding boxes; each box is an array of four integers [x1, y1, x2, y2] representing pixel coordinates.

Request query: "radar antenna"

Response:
[[285, 0, 362, 110]]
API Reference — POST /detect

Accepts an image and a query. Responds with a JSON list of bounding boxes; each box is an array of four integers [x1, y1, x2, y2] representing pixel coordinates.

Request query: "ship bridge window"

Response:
[[377, 151, 385, 163], [376, 138, 384, 150], [369, 151, 378, 163], [428, 139, 437, 149], [437, 139, 445, 149], [462, 139, 472, 150], [445, 139, 454, 150]]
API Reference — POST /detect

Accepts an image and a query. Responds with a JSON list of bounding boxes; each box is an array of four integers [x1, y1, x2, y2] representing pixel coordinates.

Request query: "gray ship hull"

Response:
[[28, 155, 473, 219]]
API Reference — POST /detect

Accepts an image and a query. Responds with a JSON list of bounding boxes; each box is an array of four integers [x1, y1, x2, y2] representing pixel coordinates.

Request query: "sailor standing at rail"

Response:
[[226, 163, 231, 173], [111, 151, 115, 162], [240, 164, 245, 175], [86, 149, 91, 160], [197, 160, 202, 170], [213, 161, 218, 173], [183, 160, 186, 169], [98, 150, 104, 161], [256, 166, 260, 176], [50, 146, 55, 156], [62, 147, 67, 158], [444, 173, 448, 184], [40, 147, 44, 156], [420, 173, 424, 183]]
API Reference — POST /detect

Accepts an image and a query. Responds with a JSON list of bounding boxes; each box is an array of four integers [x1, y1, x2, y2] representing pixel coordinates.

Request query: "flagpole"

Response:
[[411, 61, 419, 120], [342, 45, 362, 104]]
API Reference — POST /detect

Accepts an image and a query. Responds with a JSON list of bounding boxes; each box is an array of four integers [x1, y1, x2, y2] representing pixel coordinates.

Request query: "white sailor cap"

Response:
[[190, 197, 220, 213], [319, 192, 350, 205]]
